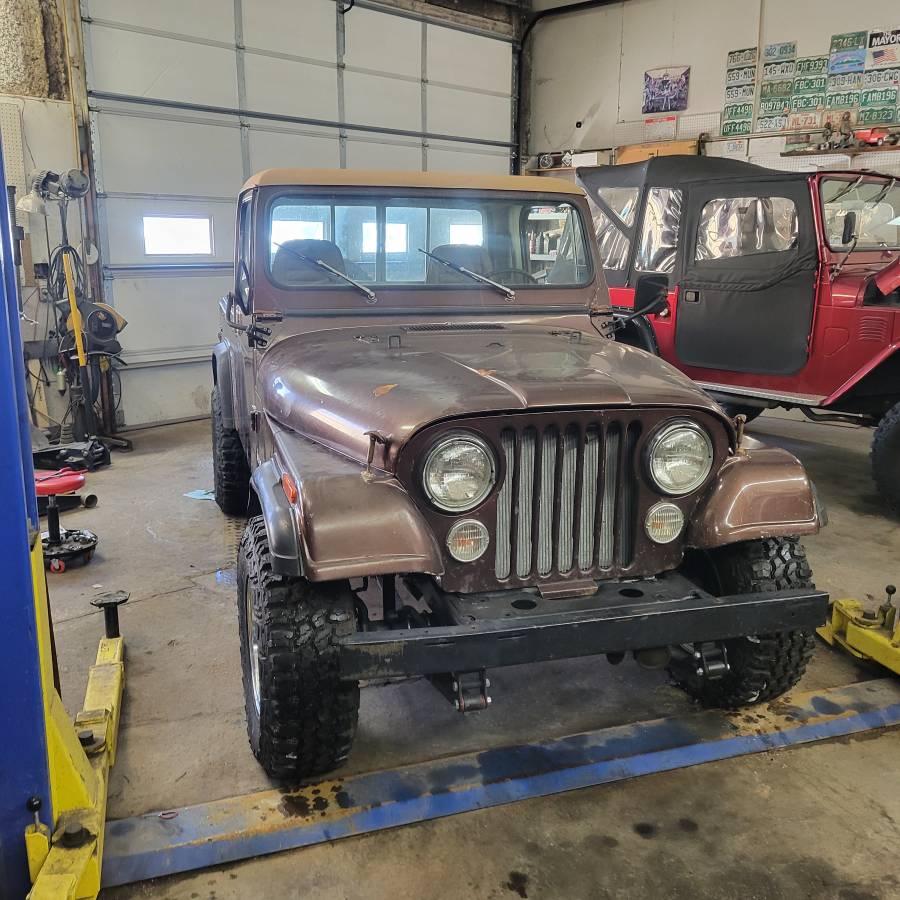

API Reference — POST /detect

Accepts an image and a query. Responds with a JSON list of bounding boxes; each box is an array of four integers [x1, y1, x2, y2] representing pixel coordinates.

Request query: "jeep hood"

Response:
[[258, 324, 726, 470]]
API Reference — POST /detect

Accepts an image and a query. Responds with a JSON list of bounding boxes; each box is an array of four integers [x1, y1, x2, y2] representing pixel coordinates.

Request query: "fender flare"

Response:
[[688, 443, 824, 548], [251, 459, 303, 577], [212, 341, 236, 430], [266, 429, 444, 583]]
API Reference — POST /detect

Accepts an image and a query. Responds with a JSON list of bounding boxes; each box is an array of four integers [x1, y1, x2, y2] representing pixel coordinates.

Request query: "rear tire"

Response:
[[211, 385, 250, 515], [872, 402, 900, 516], [671, 537, 816, 707], [237, 517, 360, 781]]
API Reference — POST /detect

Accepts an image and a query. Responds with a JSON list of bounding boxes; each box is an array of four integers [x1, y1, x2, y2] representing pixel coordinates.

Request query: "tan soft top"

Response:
[[243, 168, 582, 195]]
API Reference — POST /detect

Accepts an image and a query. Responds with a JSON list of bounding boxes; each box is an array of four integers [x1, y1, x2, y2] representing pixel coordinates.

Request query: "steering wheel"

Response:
[[486, 268, 539, 285]]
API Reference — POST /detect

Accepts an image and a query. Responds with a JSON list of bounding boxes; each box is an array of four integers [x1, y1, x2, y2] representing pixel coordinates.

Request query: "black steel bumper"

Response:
[[338, 572, 828, 680]]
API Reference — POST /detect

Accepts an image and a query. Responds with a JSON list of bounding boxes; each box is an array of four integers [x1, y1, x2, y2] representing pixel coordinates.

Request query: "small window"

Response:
[[695, 196, 798, 261], [449, 222, 483, 245], [635, 188, 682, 273], [272, 219, 324, 249], [362, 222, 408, 254], [142, 215, 212, 255]]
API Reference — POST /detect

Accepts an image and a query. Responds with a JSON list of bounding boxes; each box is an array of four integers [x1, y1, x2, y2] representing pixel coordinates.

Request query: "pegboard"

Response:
[[678, 112, 721, 139], [0, 101, 28, 227], [749, 152, 852, 172], [851, 151, 900, 175], [613, 120, 647, 146]]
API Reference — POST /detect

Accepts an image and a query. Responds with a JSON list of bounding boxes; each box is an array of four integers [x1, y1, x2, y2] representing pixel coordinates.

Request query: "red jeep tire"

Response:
[[872, 402, 900, 515]]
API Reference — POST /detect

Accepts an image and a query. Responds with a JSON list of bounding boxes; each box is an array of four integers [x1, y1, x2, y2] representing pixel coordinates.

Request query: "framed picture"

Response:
[[643, 66, 690, 114]]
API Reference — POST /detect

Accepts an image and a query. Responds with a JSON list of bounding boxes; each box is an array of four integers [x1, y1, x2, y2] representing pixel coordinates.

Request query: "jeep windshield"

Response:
[[267, 194, 593, 292], [821, 176, 900, 250]]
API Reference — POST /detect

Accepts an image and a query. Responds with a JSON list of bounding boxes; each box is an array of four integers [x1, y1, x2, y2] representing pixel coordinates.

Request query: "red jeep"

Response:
[[578, 157, 900, 513]]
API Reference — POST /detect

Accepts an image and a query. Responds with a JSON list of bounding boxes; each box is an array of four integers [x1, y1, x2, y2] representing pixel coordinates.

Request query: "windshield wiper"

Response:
[[273, 242, 377, 304], [418, 248, 515, 301], [828, 175, 865, 204], [868, 177, 896, 206]]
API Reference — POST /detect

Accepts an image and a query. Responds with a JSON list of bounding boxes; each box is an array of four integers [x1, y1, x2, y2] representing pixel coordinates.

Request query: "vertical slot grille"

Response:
[[537, 428, 558, 575], [617, 423, 641, 568], [495, 417, 640, 581], [597, 425, 620, 569], [494, 430, 516, 580], [556, 427, 578, 573], [515, 429, 536, 577], [578, 426, 601, 571]]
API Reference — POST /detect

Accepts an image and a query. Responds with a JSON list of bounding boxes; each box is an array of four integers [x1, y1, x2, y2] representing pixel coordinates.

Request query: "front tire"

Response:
[[872, 402, 900, 516], [211, 385, 251, 515], [237, 517, 360, 781], [671, 537, 816, 707]]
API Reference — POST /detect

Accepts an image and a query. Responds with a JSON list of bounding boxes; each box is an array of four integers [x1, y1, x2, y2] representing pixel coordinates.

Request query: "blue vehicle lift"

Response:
[[1, 131, 899, 894], [0, 138, 126, 898]]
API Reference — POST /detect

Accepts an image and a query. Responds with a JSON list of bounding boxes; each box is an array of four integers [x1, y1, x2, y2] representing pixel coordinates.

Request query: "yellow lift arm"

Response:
[[25, 540, 127, 899], [818, 586, 900, 676]]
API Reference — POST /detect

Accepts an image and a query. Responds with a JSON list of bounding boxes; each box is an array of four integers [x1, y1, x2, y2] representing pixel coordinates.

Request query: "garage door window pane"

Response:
[[270, 204, 331, 256], [362, 222, 408, 254], [336, 205, 378, 280], [695, 196, 798, 260], [142, 216, 212, 255], [386, 207, 427, 281]]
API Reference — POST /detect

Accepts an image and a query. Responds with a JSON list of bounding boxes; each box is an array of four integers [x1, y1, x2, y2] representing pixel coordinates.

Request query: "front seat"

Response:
[[426, 243, 491, 284], [271, 238, 346, 285]]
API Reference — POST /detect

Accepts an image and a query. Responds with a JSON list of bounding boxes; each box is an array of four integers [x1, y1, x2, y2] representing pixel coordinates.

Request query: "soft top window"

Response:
[[635, 188, 682, 273], [267, 194, 593, 290], [695, 196, 798, 261]]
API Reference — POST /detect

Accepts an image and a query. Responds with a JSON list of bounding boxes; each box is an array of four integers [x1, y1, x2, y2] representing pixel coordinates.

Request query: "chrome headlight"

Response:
[[423, 434, 495, 512], [647, 420, 713, 495]]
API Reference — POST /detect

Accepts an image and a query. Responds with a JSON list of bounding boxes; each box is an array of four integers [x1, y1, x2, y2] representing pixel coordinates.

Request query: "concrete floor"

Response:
[[46, 412, 900, 899]]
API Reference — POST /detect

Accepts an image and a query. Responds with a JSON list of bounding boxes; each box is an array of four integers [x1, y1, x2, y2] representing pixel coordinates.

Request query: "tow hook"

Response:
[[430, 669, 491, 711], [671, 642, 731, 681]]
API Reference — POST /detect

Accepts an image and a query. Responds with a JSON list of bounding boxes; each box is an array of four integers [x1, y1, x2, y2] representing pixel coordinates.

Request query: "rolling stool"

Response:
[[35, 468, 99, 572]]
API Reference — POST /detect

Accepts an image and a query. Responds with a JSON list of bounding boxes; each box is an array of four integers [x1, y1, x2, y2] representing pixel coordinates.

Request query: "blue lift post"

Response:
[[0, 125, 51, 898], [0, 136, 127, 899]]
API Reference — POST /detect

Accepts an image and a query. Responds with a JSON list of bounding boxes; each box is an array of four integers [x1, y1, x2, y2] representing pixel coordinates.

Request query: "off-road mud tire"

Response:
[[872, 401, 900, 516], [211, 385, 250, 515], [671, 537, 816, 708], [237, 516, 360, 781]]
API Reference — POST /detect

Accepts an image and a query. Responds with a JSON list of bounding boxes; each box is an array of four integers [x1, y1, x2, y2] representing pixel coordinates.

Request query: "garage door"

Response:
[[81, 0, 515, 426]]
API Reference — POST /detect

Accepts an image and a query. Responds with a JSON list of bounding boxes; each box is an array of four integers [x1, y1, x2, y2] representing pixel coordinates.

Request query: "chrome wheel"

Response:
[[245, 576, 261, 713]]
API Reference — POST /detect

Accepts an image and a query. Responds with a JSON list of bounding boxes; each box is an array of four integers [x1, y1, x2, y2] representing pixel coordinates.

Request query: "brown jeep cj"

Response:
[[211, 169, 829, 780]]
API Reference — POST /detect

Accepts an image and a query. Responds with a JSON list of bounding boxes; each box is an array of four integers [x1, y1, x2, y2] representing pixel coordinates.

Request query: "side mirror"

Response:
[[841, 210, 857, 246], [633, 275, 669, 316]]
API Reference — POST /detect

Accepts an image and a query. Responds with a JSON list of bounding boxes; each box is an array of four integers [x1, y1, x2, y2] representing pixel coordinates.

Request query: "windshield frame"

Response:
[[261, 188, 596, 294], [819, 175, 900, 252]]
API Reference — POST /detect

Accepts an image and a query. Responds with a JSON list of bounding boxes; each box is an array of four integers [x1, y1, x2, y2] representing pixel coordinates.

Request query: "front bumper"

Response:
[[338, 572, 828, 680]]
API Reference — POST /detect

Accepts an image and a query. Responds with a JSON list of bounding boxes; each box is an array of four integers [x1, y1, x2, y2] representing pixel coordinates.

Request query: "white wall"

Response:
[[0, 95, 83, 429], [529, 0, 900, 153]]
